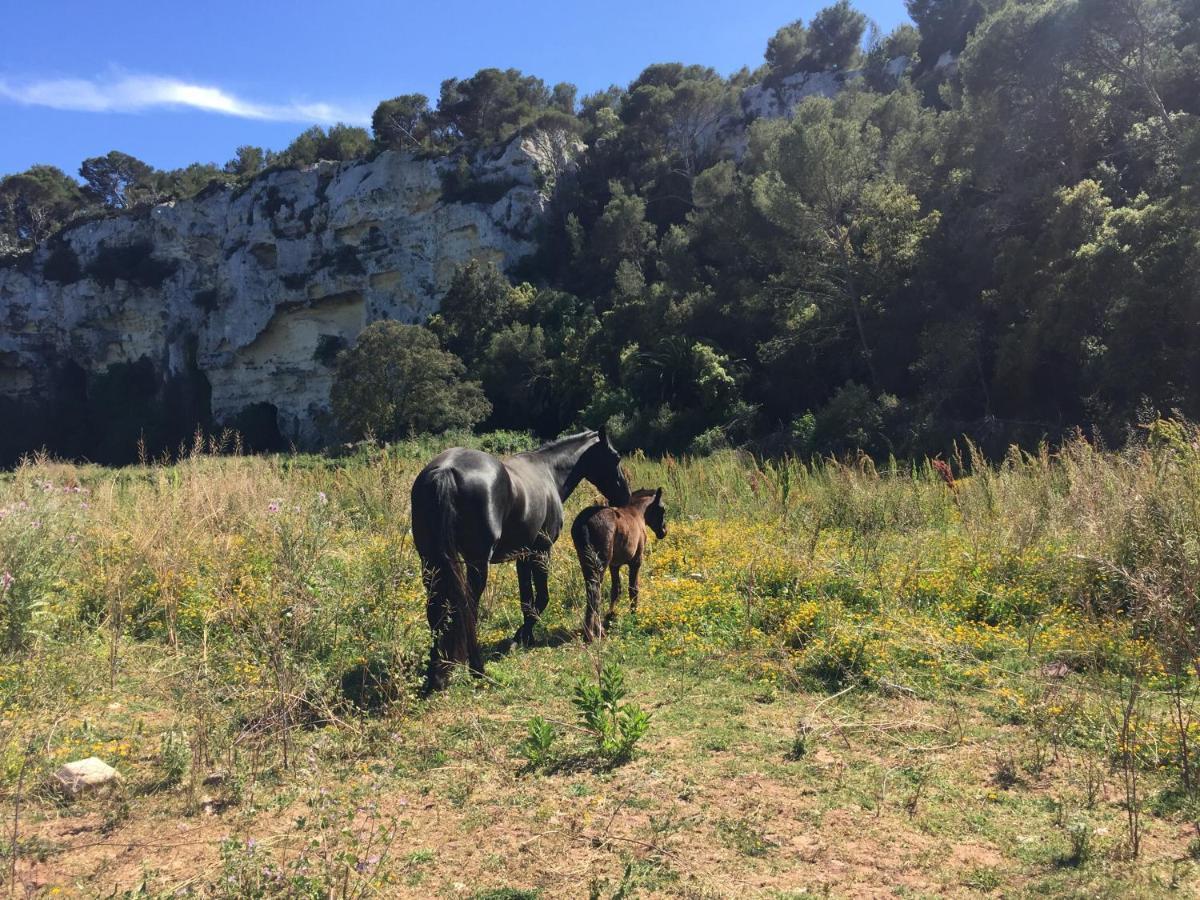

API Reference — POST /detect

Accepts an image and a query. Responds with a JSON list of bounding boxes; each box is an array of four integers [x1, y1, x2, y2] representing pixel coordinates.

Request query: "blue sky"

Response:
[[0, 0, 911, 179]]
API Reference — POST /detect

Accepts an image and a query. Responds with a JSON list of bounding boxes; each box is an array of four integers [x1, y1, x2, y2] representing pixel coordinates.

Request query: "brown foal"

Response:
[[571, 488, 667, 641]]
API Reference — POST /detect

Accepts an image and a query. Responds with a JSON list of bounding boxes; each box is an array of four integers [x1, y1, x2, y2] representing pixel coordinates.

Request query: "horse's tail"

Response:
[[415, 468, 473, 690]]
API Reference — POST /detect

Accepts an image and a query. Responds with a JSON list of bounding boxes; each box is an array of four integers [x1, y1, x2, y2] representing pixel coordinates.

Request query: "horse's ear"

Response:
[[598, 426, 613, 450], [654, 487, 663, 503]]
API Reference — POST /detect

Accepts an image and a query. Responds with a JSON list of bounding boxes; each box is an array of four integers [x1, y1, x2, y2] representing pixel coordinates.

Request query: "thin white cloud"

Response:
[[0, 73, 370, 126]]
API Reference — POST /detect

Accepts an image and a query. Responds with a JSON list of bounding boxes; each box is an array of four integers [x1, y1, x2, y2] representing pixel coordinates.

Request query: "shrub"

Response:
[[331, 321, 491, 440], [572, 663, 650, 764], [517, 716, 558, 771], [158, 729, 190, 786]]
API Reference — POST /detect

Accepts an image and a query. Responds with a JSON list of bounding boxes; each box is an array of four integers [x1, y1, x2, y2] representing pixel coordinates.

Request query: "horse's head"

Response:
[[644, 487, 667, 540], [581, 428, 631, 505]]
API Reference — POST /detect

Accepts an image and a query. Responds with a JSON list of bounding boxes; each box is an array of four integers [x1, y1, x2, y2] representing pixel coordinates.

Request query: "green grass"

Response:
[[0, 425, 1199, 895]]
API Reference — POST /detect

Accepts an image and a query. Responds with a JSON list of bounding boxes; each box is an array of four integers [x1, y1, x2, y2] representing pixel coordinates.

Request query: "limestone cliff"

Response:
[[0, 134, 573, 447]]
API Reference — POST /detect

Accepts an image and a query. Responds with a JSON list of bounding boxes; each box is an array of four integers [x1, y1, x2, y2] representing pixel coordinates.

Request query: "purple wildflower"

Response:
[[0, 572, 13, 592]]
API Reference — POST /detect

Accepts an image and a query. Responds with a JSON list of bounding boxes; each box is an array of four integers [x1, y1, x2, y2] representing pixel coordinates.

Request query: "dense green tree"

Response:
[[552, 82, 578, 114], [224, 145, 265, 177], [906, 0, 998, 67], [320, 124, 373, 161], [140, 163, 230, 203], [79, 151, 153, 209], [0, 165, 84, 249], [432, 260, 530, 365], [372, 94, 431, 149], [765, 20, 811, 75], [806, 0, 869, 71], [751, 94, 940, 389], [436, 68, 553, 144], [476, 323, 554, 430], [331, 321, 490, 440], [589, 183, 657, 282], [766, 2, 868, 78]]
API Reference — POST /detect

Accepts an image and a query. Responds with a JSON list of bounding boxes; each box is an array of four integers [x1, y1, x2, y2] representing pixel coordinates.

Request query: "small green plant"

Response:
[[518, 716, 558, 772], [572, 663, 650, 764], [1188, 837, 1200, 861], [964, 866, 1002, 891], [716, 817, 776, 857], [787, 721, 813, 760], [1063, 820, 1093, 867], [158, 728, 190, 787]]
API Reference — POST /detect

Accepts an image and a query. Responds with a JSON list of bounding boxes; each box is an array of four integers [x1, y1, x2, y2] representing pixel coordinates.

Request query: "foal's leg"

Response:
[[514, 557, 536, 648], [465, 560, 488, 677], [606, 565, 622, 624], [628, 556, 641, 615]]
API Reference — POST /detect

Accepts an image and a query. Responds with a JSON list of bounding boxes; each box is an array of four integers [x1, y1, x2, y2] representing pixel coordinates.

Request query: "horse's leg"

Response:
[[628, 557, 641, 615], [465, 560, 488, 677], [606, 565, 621, 625], [531, 550, 552, 638], [514, 557, 536, 647]]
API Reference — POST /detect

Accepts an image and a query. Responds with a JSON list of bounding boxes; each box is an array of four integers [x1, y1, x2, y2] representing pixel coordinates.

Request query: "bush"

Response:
[[572, 664, 651, 764], [331, 321, 491, 440], [517, 716, 558, 771]]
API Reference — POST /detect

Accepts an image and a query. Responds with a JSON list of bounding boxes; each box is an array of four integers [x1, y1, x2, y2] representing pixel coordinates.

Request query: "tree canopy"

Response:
[[331, 321, 491, 440]]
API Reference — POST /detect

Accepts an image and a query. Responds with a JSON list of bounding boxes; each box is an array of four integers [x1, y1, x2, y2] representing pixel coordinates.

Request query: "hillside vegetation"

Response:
[[1, 421, 1199, 895], [3, 0, 1199, 461]]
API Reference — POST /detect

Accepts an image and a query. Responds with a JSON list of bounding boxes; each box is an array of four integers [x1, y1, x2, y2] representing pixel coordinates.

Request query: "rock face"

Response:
[[739, 69, 859, 120], [0, 133, 575, 447]]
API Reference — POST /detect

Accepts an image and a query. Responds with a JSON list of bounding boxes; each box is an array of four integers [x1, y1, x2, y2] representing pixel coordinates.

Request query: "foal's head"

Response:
[[641, 487, 667, 540], [580, 428, 632, 505]]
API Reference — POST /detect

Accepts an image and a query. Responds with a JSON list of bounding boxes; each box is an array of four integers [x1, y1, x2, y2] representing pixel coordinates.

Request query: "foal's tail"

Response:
[[414, 468, 474, 691]]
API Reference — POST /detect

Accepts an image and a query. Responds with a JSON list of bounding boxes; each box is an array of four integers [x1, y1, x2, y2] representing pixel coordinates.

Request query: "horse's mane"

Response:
[[531, 430, 597, 453]]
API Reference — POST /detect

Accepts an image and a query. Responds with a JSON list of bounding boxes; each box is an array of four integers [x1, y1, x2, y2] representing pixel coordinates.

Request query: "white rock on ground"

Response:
[[51, 757, 121, 795]]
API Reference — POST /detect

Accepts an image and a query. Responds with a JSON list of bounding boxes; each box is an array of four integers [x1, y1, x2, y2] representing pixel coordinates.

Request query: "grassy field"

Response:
[[2, 423, 1200, 897]]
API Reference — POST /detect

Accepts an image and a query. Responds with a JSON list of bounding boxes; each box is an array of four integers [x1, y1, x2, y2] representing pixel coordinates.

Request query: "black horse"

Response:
[[411, 429, 631, 691]]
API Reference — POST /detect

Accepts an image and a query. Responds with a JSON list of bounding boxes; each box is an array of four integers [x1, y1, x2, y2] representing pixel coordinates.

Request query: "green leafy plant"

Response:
[[518, 716, 558, 772], [572, 664, 650, 764], [158, 728, 190, 787]]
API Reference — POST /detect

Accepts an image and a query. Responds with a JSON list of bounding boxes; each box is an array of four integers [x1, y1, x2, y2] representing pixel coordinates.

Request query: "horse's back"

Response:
[[411, 448, 511, 559]]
